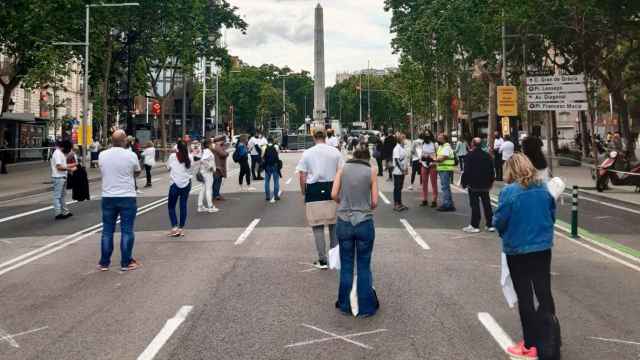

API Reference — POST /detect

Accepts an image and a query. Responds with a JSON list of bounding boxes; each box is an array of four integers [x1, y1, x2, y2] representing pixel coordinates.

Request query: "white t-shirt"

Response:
[[143, 147, 156, 167], [421, 142, 437, 167], [392, 143, 407, 175], [327, 136, 339, 148], [167, 153, 194, 188], [500, 141, 515, 161], [51, 149, 68, 178], [200, 148, 215, 172], [248, 137, 267, 156], [494, 138, 505, 151], [99, 147, 141, 197], [296, 143, 343, 184]]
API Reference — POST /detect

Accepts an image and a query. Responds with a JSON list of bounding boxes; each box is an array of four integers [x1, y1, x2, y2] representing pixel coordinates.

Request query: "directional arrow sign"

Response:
[[527, 74, 584, 85], [528, 102, 588, 111]]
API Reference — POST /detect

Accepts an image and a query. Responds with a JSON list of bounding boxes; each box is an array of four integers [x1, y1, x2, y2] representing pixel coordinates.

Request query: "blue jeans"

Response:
[[212, 175, 223, 198], [439, 171, 454, 208], [168, 182, 191, 228], [100, 197, 137, 268], [52, 177, 67, 216], [264, 166, 280, 200], [336, 218, 378, 316]]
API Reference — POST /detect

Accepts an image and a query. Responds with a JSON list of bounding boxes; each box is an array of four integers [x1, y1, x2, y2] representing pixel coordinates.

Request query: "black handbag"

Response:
[[304, 181, 333, 203]]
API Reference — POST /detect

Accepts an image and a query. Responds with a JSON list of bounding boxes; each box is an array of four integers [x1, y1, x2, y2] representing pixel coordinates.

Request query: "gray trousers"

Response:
[[312, 224, 337, 262]]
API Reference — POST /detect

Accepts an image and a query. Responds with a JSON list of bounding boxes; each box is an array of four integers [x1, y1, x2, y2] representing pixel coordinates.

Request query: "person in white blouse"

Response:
[[392, 132, 409, 211], [166, 141, 194, 237], [197, 139, 219, 213], [493, 131, 505, 181], [142, 141, 156, 188]]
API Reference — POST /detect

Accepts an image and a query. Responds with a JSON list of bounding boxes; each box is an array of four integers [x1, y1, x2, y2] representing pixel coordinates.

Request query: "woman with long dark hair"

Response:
[[521, 136, 549, 182], [420, 130, 438, 207], [167, 141, 193, 237]]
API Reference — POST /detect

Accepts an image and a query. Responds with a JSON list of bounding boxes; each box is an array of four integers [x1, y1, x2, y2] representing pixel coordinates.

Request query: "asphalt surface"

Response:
[[0, 153, 639, 360]]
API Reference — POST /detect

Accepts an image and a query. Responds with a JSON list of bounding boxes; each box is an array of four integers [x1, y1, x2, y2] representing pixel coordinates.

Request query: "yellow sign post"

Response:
[[497, 86, 518, 117], [501, 117, 510, 136]]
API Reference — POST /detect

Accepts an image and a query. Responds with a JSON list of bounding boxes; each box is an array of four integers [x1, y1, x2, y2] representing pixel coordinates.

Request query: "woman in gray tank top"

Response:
[[331, 146, 379, 317]]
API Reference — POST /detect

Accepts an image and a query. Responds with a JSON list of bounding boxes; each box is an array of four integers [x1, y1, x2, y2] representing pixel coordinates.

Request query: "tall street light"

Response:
[[277, 73, 289, 130], [54, 2, 139, 168]]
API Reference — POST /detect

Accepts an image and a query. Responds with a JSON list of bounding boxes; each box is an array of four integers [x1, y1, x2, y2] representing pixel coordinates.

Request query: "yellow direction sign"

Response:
[[497, 86, 518, 117]]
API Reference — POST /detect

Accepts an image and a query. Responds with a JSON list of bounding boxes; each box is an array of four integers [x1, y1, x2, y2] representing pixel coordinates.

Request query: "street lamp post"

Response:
[[55, 2, 139, 168], [277, 74, 289, 130]]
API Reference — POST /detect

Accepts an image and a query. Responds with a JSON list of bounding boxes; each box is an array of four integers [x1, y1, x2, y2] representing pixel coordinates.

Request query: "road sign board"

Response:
[[501, 117, 510, 135], [527, 92, 587, 103], [527, 84, 586, 94], [497, 86, 518, 117], [527, 102, 588, 111], [527, 74, 584, 85]]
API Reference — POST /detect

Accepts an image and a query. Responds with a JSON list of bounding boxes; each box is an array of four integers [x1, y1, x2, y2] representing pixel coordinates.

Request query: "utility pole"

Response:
[[182, 70, 187, 137], [214, 62, 219, 136], [282, 77, 286, 129], [501, 9, 507, 85], [359, 73, 363, 125], [367, 60, 371, 129]]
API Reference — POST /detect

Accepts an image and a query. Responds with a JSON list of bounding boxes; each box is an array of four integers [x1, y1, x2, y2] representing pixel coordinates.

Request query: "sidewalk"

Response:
[[0, 161, 165, 202]]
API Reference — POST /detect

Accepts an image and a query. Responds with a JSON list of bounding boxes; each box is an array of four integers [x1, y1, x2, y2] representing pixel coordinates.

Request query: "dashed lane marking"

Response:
[[399, 219, 430, 250], [378, 192, 391, 205], [285, 324, 387, 350], [478, 312, 514, 353], [137, 306, 193, 360], [235, 218, 261, 245]]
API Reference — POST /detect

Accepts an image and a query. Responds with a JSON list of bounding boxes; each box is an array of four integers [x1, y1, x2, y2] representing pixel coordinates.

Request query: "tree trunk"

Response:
[[488, 79, 497, 152], [0, 84, 18, 146], [611, 89, 636, 161], [551, 111, 559, 152], [160, 97, 168, 161], [580, 111, 590, 157]]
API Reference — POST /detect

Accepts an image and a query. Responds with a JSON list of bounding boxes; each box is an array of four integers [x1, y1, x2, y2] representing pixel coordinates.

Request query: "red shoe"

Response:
[[507, 341, 538, 359]]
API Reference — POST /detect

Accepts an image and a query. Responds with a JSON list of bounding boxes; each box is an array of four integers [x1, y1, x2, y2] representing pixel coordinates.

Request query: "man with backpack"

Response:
[[262, 137, 281, 202]]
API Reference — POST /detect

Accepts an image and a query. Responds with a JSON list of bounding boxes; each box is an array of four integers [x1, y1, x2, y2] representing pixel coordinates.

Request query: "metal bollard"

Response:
[[571, 185, 579, 238]]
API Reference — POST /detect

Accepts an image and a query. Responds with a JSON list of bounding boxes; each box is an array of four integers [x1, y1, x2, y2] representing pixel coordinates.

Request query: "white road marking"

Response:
[[0, 326, 48, 348], [235, 218, 261, 245], [594, 216, 612, 220], [579, 194, 640, 216], [0, 195, 174, 277], [478, 312, 514, 352], [0, 200, 78, 224], [286, 177, 292, 185], [137, 305, 193, 360], [286, 328, 388, 348], [554, 223, 640, 265], [400, 219, 430, 250], [588, 336, 640, 346], [288, 324, 384, 350], [151, 177, 163, 183], [378, 192, 391, 205]]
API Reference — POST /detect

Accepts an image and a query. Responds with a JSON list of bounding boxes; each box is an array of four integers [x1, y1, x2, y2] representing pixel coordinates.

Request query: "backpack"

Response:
[[263, 144, 279, 167], [232, 144, 241, 163]]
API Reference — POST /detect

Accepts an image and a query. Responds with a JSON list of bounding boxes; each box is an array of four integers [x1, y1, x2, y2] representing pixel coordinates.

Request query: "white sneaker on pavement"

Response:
[[408, 185, 414, 191], [487, 227, 497, 232], [269, 198, 276, 204], [208, 207, 219, 213], [198, 206, 207, 213], [247, 186, 256, 191], [462, 225, 480, 233]]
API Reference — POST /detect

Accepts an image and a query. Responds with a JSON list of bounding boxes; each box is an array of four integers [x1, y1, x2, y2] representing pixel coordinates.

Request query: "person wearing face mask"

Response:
[[434, 133, 456, 212]]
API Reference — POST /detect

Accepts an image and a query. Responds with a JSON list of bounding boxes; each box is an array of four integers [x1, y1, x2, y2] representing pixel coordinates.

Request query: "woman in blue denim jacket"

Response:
[[493, 153, 557, 359]]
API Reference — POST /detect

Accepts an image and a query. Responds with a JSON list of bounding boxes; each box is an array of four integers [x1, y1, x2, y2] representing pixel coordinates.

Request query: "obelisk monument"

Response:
[[313, 3, 326, 123]]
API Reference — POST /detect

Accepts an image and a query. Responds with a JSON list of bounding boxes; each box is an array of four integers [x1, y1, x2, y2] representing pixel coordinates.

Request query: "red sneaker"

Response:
[[507, 341, 538, 359]]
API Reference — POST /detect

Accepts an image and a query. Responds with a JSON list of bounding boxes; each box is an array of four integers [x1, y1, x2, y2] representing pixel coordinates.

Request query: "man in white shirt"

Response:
[[297, 129, 344, 269], [248, 131, 267, 180], [50, 139, 77, 220], [98, 130, 142, 272], [392, 133, 409, 211], [493, 131, 505, 181]]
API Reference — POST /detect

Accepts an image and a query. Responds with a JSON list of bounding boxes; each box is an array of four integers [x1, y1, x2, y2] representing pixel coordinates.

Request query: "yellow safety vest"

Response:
[[436, 143, 455, 172]]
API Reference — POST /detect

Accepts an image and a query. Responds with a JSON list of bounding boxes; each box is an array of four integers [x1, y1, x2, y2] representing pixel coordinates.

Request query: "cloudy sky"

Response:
[[226, 0, 399, 85]]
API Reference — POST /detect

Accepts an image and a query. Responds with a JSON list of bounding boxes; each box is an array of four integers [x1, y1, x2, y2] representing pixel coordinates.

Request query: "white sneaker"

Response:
[[198, 206, 207, 213], [269, 198, 276, 204], [408, 185, 414, 190], [487, 227, 497, 232], [240, 185, 246, 192], [136, 190, 143, 194], [247, 186, 256, 191], [208, 207, 219, 213], [462, 225, 480, 233]]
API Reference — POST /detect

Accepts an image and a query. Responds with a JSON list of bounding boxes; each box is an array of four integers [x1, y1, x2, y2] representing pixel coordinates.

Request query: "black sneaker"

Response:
[[274, 196, 281, 201], [420, 201, 429, 207], [431, 201, 437, 208], [55, 214, 66, 220], [313, 260, 328, 269], [437, 206, 456, 212], [63, 212, 73, 219]]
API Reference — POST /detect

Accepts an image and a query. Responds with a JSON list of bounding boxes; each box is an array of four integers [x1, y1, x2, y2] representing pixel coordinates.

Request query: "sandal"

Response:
[[168, 228, 180, 237]]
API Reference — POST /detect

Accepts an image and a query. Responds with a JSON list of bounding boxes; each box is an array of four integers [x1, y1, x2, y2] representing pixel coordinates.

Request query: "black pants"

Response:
[[410, 160, 420, 184], [494, 152, 503, 180], [239, 158, 251, 185], [144, 165, 152, 185], [376, 157, 383, 176], [458, 155, 466, 172], [393, 174, 404, 205], [250, 155, 261, 179], [507, 250, 556, 349], [468, 190, 493, 228]]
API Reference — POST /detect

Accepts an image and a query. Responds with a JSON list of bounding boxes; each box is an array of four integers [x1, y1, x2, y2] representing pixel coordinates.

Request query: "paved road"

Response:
[[0, 153, 639, 359]]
